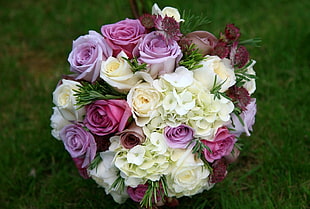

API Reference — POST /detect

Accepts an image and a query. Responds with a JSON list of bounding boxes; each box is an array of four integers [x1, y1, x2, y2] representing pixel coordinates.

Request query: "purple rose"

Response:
[[118, 122, 145, 149], [134, 31, 182, 78], [60, 123, 97, 168], [101, 18, 146, 58], [84, 100, 132, 136], [202, 127, 237, 163], [68, 30, 112, 82], [164, 124, 194, 149], [229, 98, 257, 137]]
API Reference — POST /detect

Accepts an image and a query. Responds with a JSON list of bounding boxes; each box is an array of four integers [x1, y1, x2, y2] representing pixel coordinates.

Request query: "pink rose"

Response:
[[68, 31, 112, 82], [164, 124, 194, 149], [60, 123, 97, 169], [229, 98, 257, 137], [135, 31, 182, 78], [101, 18, 146, 58], [185, 31, 218, 56], [118, 122, 145, 149], [84, 100, 132, 136], [202, 127, 236, 163]]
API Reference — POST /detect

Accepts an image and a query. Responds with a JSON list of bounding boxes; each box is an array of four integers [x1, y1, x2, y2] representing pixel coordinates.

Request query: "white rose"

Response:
[[88, 151, 129, 204], [194, 55, 236, 92], [166, 149, 213, 197], [152, 3, 184, 22], [52, 79, 85, 121], [243, 60, 256, 95], [50, 107, 71, 140], [127, 82, 162, 126], [100, 51, 141, 92]]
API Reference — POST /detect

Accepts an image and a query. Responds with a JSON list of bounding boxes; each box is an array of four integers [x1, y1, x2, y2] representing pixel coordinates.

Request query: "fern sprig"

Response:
[[181, 10, 211, 34]]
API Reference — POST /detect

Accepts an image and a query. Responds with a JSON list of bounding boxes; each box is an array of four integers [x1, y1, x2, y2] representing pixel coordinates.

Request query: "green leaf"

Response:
[[122, 57, 147, 73]]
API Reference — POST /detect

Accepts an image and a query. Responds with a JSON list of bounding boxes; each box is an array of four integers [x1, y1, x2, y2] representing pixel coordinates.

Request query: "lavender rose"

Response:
[[185, 31, 218, 56], [101, 18, 146, 58], [135, 31, 182, 78], [118, 122, 145, 149], [59, 123, 97, 168], [84, 100, 132, 136], [202, 127, 237, 163], [229, 98, 257, 137], [164, 124, 194, 149], [68, 30, 112, 82]]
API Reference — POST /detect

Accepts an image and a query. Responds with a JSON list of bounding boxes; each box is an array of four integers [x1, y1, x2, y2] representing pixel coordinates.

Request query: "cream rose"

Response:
[[152, 3, 184, 22], [194, 55, 236, 92], [100, 51, 141, 92], [52, 79, 85, 121], [127, 82, 162, 126], [166, 148, 213, 197]]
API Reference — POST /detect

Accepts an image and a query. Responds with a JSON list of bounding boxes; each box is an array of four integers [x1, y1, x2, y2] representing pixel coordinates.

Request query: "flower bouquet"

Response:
[[50, 3, 258, 208]]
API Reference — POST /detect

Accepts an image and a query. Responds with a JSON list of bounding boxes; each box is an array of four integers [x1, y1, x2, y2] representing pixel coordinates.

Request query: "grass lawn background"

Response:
[[0, 0, 309, 208]]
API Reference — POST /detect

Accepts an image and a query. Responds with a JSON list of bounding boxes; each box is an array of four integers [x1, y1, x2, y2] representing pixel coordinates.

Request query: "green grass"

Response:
[[1, 0, 309, 208]]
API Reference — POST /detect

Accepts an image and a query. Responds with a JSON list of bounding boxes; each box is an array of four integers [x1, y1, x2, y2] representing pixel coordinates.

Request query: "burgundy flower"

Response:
[[72, 157, 90, 179], [227, 86, 251, 111], [224, 24, 241, 42], [139, 13, 155, 29], [210, 158, 227, 183], [212, 41, 230, 58], [234, 45, 250, 68], [154, 15, 182, 42]]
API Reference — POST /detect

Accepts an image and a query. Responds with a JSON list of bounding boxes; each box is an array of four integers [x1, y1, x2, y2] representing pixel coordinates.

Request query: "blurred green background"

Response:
[[0, 0, 309, 208]]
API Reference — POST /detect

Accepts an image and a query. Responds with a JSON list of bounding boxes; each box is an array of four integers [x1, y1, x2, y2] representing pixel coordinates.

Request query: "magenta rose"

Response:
[[68, 30, 112, 82], [185, 31, 218, 56], [127, 184, 163, 204], [202, 127, 237, 163], [72, 157, 90, 179], [164, 124, 194, 149], [59, 123, 97, 168], [127, 184, 148, 202], [229, 98, 257, 137], [118, 122, 145, 149], [101, 18, 146, 58], [134, 31, 182, 78], [84, 99, 132, 136]]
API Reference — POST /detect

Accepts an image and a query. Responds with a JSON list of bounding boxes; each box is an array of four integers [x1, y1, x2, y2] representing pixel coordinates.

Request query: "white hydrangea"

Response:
[[113, 132, 170, 187]]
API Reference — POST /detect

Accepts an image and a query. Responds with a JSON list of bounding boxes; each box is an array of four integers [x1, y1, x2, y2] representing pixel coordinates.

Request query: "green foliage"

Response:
[[179, 44, 205, 70], [122, 57, 148, 72], [180, 10, 211, 34], [74, 81, 126, 108], [140, 177, 168, 208]]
